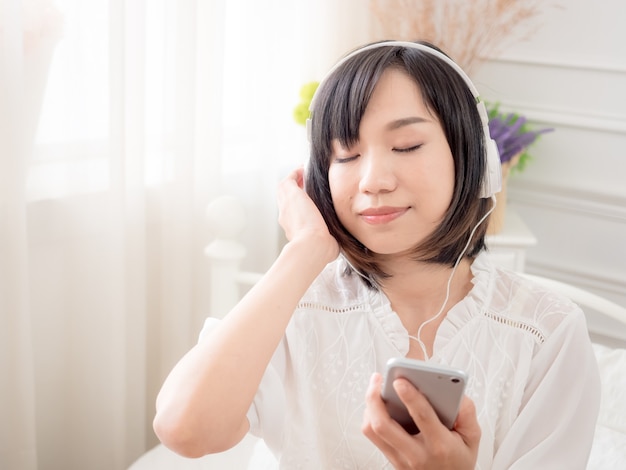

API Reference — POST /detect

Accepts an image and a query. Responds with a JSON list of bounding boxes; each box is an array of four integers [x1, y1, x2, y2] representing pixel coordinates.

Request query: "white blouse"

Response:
[[201, 252, 600, 469]]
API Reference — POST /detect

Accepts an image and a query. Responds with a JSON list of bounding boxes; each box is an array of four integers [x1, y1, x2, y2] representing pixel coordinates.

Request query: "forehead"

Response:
[[321, 61, 416, 147], [363, 68, 428, 116], [333, 67, 437, 148]]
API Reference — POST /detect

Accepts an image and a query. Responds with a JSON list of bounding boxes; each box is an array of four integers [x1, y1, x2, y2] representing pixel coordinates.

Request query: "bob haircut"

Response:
[[305, 41, 492, 286]]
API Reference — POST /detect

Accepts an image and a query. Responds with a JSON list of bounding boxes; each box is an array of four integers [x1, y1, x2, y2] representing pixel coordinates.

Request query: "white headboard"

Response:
[[205, 196, 263, 319]]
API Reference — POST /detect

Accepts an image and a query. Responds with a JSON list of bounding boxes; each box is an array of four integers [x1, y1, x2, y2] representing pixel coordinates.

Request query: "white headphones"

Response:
[[307, 40, 502, 199]]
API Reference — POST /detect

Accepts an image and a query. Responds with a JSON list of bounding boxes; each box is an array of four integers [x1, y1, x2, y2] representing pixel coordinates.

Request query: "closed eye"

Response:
[[393, 144, 422, 153], [334, 154, 359, 163]]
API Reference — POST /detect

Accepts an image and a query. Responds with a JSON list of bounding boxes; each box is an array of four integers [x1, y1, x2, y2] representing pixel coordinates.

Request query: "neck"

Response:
[[379, 257, 474, 344]]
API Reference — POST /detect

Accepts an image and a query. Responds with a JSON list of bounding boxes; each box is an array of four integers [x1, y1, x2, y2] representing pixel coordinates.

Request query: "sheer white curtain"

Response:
[[0, 0, 369, 468], [1, 1, 49, 467], [2, 0, 227, 467]]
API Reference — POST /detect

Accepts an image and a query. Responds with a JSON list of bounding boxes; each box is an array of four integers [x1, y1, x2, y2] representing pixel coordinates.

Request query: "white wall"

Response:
[[471, 0, 626, 307]]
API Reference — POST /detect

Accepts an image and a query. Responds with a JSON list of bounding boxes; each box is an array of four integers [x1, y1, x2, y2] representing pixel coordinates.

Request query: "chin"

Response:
[[361, 240, 419, 257]]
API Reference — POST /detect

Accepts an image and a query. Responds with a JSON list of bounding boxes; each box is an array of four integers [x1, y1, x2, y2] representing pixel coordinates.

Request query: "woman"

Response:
[[154, 41, 600, 469]]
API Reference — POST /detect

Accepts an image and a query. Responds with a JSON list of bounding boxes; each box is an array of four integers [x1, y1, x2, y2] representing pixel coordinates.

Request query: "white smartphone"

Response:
[[381, 357, 468, 435]]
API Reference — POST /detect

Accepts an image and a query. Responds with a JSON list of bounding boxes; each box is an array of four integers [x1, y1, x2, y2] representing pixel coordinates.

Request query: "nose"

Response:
[[358, 153, 397, 194]]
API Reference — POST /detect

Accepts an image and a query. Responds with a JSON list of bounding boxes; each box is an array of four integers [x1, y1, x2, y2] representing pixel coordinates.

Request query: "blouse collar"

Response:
[[362, 251, 497, 357]]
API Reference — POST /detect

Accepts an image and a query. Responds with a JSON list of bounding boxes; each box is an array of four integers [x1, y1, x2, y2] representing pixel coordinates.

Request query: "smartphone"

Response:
[[381, 357, 468, 435]]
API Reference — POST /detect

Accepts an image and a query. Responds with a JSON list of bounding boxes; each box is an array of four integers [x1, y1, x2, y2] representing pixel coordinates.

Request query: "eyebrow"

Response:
[[386, 116, 431, 131]]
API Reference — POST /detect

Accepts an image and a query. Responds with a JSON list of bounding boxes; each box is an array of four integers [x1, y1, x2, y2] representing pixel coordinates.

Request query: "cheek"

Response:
[[328, 167, 342, 205], [441, 162, 455, 198], [435, 151, 456, 201], [328, 169, 352, 220]]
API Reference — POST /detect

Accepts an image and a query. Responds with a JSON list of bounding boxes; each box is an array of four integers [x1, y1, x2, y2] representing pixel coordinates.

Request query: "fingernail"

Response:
[[393, 378, 407, 393]]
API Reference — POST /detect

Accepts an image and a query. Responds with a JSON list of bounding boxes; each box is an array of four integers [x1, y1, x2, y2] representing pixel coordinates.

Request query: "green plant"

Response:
[[292, 81, 319, 126]]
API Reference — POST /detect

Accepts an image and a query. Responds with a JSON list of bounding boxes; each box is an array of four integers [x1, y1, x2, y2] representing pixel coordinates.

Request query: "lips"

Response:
[[359, 206, 409, 225]]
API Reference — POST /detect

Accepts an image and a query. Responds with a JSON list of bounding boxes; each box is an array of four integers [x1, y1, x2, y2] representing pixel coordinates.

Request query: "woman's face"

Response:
[[328, 68, 455, 256]]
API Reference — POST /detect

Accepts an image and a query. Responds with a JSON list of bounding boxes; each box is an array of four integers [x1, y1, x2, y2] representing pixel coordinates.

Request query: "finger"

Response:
[[282, 166, 304, 187], [393, 378, 447, 443], [362, 408, 404, 466], [293, 166, 304, 188], [281, 167, 300, 187], [277, 168, 304, 205], [453, 395, 482, 448], [367, 374, 410, 436], [362, 374, 405, 460], [363, 373, 397, 435]]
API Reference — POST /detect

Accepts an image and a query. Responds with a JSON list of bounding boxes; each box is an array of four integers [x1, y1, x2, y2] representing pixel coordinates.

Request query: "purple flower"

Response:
[[487, 107, 554, 167]]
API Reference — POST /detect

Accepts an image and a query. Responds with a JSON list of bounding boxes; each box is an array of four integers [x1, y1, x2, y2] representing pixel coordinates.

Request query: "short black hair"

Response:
[[305, 41, 492, 285]]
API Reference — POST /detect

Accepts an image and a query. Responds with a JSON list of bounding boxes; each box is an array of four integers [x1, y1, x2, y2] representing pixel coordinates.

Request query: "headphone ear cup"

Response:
[[475, 101, 502, 199], [306, 118, 312, 143], [480, 137, 502, 198]]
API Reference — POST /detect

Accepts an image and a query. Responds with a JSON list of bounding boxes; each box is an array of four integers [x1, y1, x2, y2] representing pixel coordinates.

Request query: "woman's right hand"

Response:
[[362, 374, 481, 469], [277, 167, 339, 263]]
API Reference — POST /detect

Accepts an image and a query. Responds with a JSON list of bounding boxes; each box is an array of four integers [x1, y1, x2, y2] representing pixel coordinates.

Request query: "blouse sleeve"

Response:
[[491, 309, 601, 469]]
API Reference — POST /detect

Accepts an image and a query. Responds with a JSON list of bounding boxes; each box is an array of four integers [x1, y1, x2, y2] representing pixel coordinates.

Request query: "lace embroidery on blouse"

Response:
[[296, 301, 366, 315], [484, 310, 546, 344]]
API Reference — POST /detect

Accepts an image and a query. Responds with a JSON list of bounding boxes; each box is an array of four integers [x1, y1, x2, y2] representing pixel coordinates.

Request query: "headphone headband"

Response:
[[307, 41, 501, 199], [309, 41, 480, 111]]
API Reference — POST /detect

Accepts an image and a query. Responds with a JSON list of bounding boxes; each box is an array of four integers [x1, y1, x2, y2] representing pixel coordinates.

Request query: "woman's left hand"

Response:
[[362, 373, 481, 469]]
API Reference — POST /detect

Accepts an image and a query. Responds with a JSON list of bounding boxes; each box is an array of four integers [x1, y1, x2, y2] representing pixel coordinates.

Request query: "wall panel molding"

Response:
[[484, 54, 626, 75], [475, 53, 626, 134], [526, 258, 626, 299], [509, 182, 626, 222], [496, 103, 626, 134], [477, 54, 626, 133], [508, 181, 626, 306]]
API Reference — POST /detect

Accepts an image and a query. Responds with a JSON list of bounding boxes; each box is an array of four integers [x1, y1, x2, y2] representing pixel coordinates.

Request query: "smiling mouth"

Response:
[[359, 207, 409, 225]]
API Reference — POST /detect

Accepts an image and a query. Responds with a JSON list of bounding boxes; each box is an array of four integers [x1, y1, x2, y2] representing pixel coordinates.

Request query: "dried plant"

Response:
[[369, 0, 553, 74]]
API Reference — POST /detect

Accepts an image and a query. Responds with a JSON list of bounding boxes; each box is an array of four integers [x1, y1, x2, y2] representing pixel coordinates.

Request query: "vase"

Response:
[[487, 152, 522, 235]]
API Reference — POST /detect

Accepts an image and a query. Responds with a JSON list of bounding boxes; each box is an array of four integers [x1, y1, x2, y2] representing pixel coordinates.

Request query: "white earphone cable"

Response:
[[409, 194, 497, 360], [341, 195, 497, 360]]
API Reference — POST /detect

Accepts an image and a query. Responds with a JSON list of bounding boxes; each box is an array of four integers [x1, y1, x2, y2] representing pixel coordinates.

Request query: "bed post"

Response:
[[204, 196, 248, 319]]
